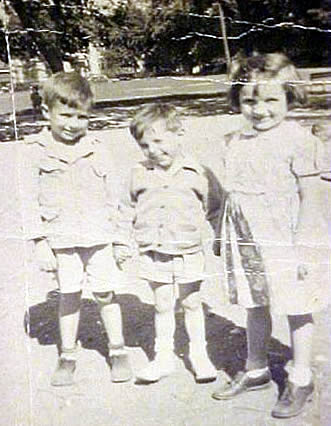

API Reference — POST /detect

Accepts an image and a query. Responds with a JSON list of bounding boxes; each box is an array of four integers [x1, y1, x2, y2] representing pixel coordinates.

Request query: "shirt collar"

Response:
[[226, 120, 291, 142], [37, 127, 97, 163], [143, 154, 202, 176]]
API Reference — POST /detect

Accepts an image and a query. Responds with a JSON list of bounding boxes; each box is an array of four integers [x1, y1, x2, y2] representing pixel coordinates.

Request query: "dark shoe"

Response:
[[271, 379, 314, 418], [51, 358, 76, 386], [109, 349, 132, 383], [212, 370, 272, 400]]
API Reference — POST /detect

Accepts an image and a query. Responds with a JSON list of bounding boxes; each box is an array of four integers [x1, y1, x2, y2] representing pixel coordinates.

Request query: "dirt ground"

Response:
[[1, 120, 330, 426]]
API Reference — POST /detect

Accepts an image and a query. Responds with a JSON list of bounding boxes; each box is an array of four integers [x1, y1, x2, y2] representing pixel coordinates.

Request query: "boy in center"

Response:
[[114, 104, 224, 383]]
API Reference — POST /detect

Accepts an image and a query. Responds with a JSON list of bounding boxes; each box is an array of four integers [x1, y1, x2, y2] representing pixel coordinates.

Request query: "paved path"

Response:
[[2, 242, 330, 426]]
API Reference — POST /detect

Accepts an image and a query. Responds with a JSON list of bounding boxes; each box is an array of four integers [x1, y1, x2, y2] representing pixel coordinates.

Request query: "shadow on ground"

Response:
[[25, 291, 291, 390]]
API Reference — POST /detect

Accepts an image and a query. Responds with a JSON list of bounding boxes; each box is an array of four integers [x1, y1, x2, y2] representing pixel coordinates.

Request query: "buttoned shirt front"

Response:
[[22, 128, 116, 248], [116, 155, 223, 255]]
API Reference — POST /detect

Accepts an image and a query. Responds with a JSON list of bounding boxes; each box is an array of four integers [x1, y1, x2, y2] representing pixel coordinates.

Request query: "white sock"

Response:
[[61, 344, 79, 361], [288, 367, 312, 387], [246, 367, 269, 378]]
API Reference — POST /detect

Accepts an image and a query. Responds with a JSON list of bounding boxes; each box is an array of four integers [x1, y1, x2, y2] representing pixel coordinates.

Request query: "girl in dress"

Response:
[[211, 53, 329, 419]]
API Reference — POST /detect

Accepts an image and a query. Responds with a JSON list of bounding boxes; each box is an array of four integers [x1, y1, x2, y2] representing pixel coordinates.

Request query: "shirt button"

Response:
[[159, 224, 164, 228], [163, 185, 168, 189], [160, 205, 165, 209]]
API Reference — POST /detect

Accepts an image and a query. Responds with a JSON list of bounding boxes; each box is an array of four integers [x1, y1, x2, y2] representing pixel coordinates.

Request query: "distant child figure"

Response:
[[23, 72, 131, 386], [30, 85, 42, 117], [114, 104, 223, 383], [211, 53, 330, 419]]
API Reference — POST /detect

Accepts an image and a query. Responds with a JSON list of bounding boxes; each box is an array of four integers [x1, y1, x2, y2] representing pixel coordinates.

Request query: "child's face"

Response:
[[239, 82, 288, 131], [45, 100, 90, 144], [137, 119, 182, 169]]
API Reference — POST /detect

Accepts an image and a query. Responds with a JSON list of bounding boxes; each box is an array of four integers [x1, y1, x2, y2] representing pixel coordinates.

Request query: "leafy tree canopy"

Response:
[[0, 0, 330, 74]]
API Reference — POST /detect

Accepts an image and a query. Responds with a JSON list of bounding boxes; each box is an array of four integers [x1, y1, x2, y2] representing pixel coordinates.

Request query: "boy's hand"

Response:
[[34, 239, 57, 271], [113, 245, 132, 269]]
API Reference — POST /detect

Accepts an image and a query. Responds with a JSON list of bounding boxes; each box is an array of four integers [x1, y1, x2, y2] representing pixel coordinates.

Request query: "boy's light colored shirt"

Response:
[[116, 154, 223, 255], [21, 127, 117, 248]]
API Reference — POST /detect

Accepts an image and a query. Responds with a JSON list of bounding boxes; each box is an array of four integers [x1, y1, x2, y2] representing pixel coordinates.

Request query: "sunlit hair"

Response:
[[42, 72, 94, 110], [228, 52, 307, 112], [130, 103, 183, 141]]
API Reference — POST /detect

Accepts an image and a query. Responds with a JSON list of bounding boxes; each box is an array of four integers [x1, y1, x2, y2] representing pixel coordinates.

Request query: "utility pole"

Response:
[[218, 2, 231, 74]]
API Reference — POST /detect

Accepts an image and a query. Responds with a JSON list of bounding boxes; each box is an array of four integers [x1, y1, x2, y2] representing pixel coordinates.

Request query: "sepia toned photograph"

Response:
[[0, 1, 330, 425]]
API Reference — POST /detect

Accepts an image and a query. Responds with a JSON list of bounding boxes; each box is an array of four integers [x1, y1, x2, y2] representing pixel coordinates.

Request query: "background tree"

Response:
[[6, 0, 66, 71], [100, 3, 149, 74], [0, 0, 330, 76]]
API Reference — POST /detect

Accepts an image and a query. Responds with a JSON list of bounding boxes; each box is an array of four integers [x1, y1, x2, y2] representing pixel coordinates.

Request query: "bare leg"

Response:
[[51, 291, 81, 386], [212, 305, 272, 400], [288, 314, 314, 385], [271, 314, 314, 418], [246, 306, 272, 370], [135, 282, 176, 382], [94, 291, 124, 347], [180, 282, 204, 348], [93, 291, 131, 382], [59, 291, 81, 352], [152, 282, 176, 353]]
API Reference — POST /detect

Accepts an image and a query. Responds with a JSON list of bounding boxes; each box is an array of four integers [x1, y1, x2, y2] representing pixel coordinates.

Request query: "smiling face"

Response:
[[44, 100, 90, 144], [137, 119, 182, 170], [239, 82, 288, 131]]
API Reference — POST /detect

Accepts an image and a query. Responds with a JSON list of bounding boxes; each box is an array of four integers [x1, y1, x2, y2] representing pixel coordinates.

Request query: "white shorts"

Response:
[[139, 251, 205, 284], [54, 244, 119, 294]]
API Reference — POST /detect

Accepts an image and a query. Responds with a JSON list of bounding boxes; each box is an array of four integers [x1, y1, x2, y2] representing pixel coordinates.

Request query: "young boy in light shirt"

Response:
[[114, 104, 224, 383], [23, 72, 131, 386]]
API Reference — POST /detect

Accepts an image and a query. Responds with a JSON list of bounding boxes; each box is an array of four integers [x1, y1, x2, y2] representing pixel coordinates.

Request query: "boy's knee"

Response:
[[59, 291, 82, 316], [181, 291, 201, 311], [93, 291, 116, 306]]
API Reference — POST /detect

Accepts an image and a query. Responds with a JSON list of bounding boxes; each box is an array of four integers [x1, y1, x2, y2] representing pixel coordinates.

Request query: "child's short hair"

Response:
[[228, 52, 306, 112], [42, 72, 94, 110], [130, 103, 182, 141], [312, 122, 331, 142]]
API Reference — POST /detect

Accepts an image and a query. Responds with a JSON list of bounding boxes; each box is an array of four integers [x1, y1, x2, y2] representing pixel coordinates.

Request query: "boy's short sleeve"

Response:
[[291, 127, 324, 177]]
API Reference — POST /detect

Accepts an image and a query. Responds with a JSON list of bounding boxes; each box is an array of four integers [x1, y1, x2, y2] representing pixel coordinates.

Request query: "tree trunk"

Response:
[[9, 0, 63, 72]]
